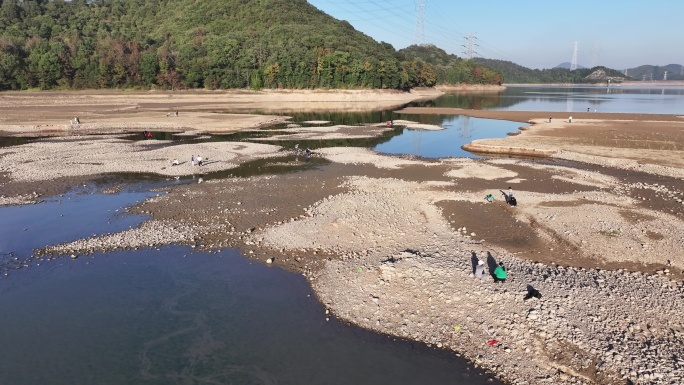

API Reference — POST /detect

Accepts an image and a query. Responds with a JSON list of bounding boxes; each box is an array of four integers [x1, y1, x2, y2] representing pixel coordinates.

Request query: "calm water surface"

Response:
[[0, 185, 499, 385], [418, 85, 684, 114], [375, 115, 522, 158], [0, 247, 499, 385]]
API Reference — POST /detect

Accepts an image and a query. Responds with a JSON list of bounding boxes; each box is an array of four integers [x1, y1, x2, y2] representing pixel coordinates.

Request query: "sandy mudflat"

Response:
[[0, 88, 441, 136], [3, 92, 684, 385]]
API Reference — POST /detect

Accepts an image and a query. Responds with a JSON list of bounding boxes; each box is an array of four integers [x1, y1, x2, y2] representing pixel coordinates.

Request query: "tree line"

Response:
[[0, 0, 503, 91]]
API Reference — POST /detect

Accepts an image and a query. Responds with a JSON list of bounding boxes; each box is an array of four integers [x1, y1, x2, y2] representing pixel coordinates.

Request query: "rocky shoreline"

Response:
[[316, 248, 683, 385]]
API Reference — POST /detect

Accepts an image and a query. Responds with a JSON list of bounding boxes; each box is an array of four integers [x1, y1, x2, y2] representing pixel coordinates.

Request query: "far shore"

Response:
[[0, 88, 443, 137], [505, 80, 684, 87]]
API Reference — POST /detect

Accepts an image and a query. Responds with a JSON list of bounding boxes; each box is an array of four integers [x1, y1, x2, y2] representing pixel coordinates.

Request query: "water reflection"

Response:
[[415, 86, 684, 114], [375, 115, 522, 158], [0, 247, 500, 385]]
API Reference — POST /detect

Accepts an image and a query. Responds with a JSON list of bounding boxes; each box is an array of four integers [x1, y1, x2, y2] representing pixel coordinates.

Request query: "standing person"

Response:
[[198, 155, 203, 166], [474, 260, 486, 280], [305, 148, 311, 160], [191, 155, 195, 166], [493, 262, 507, 283], [569, 116, 573, 123], [508, 186, 514, 199]]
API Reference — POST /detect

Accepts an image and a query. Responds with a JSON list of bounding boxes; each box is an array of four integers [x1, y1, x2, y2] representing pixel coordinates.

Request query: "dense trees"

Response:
[[399, 44, 503, 86], [0, 0, 503, 91]]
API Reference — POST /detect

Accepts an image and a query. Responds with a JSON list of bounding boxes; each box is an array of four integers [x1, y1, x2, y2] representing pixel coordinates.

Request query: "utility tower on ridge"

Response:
[[462, 34, 478, 60], [570, 41, 578, 70], [415, 0, 425, 46]]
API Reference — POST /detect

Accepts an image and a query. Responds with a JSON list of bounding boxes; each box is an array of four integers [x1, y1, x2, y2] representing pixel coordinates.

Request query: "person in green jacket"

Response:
[[493, 262, 507, 283]]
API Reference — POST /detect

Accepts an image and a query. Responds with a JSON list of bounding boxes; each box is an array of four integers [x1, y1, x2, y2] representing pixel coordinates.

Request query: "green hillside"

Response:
[[0, 0, 501, 91], [472, 58, 630, 84], [399, 44, 502, 85]]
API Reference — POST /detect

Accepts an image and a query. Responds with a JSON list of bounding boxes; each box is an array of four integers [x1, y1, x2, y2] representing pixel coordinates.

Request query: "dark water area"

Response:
[[0, 178, 501, 385], [0, 136, 38, 147], [0, 246, 500, 385], [199, 155, 330, 179], [0, 185, 154, 262]]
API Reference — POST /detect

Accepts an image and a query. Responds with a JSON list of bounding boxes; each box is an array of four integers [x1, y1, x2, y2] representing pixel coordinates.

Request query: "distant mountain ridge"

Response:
[[472, 58, 628, 84], [623, 64, 684, 81], [555, 62, 587, 70]]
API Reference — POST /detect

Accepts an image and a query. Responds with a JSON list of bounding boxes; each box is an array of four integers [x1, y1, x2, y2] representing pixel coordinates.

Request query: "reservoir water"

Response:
[[419, 85, 684, 114], [0, 246, 497, 385]]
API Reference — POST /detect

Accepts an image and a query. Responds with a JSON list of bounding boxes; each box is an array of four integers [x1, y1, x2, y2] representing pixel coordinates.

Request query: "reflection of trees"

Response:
[[287, 110, 392, 125], [248, 125, 407, 150], [415, 87, 651, 111], [410, 93, 504, 109]]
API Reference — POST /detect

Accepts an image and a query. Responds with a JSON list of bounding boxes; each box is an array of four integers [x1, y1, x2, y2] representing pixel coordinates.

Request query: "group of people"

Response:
[[191, 155, 204, 166], [170, 154, 207, 167], [142, 131, 152, 138], [294, 144, 312, 160], [484, 186, 517, 206], [474, 255, 542, 300], [475, 259, 507, 283]]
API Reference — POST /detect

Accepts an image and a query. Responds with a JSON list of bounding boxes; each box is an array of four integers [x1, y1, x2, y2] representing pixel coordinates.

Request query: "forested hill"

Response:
[[472, 58, 630, 84], [0, 0, 502, 91], [399, 44, 502, 85]]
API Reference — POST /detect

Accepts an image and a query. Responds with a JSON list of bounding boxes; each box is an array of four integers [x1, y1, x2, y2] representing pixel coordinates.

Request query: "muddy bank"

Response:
[[0, 89, 443, 137]]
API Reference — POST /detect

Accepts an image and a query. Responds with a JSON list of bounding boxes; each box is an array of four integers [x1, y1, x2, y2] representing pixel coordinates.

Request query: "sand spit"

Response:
[[42, 219, 207, 255], [0, 135, 283, 184]]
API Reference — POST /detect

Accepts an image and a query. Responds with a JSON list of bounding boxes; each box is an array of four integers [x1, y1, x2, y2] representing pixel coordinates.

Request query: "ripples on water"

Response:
[[0, 185, 499, 385]]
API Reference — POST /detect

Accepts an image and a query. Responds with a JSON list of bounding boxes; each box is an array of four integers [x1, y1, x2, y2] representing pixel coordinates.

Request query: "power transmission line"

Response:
[[314, 0, 531, 64], [415, 0, 425, 45]]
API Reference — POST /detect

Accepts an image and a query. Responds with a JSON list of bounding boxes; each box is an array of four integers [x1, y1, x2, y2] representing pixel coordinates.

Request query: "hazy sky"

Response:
[[308, 0, 683, 70]]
